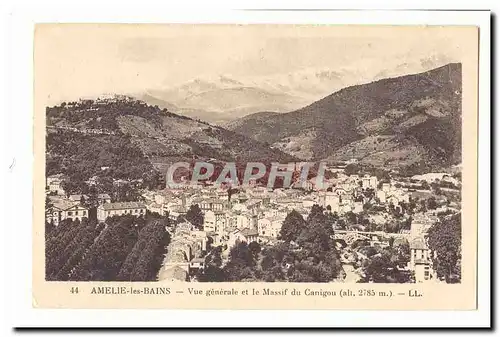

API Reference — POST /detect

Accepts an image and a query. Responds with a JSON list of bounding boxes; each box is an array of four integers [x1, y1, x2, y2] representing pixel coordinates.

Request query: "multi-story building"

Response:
[[47, 198, 89, 226], [97, 201, 146, 222], [203, 210, 226, 234], [227, 212, 255, 230], [409, 237, 433, 283], [257, 216, 284, 238], [199, 198, 229, 212], [319, 191, 340, 212]]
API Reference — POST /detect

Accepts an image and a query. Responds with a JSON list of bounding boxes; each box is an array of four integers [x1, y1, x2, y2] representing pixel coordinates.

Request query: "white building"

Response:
[[203, 210, 226, 234], [352, 201, 364, 214], [409, 237, 433, 283], [47, 198, 89, 226], [319, 192, 340, 212], [381, 183, 390, 192], [97, 201, 146, 222], [257, 216, 285, 238], [68, 193, 111, 204], [377, 190, 387, 203]]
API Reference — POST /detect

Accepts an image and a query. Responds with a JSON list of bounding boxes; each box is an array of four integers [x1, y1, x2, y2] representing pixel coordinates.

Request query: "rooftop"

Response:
[[53, 199, 84, 211], [410, 237, 428, 250], [100, 201, 146, 210]]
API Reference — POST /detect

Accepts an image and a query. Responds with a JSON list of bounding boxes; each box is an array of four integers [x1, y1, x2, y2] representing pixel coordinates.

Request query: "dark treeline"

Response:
[[46, 99, 172, 131], [45, 217, 103, 281], [426, 213, 461, 283], [46, 131, 163, 195], [45, 213, 170, 281], [116, 214, 171, 281]]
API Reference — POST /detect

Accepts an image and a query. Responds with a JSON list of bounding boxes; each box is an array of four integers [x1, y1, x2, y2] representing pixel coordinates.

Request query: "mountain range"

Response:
[[140, 55, 455, 124], [225, 63, 462, 174], [47, 63, 462, 177]]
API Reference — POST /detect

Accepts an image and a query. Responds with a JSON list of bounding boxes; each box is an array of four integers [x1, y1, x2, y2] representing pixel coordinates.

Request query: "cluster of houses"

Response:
[[45, 164, 460, 284], [45, 193, 112, 226], [46, 168, 436, 248]]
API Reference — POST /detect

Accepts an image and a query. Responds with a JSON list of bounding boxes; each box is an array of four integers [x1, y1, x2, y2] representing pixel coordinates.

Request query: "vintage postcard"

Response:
[[33, 24, 479, 310]]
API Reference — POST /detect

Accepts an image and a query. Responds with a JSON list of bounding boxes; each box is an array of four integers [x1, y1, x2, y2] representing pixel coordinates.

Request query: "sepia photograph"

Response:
[[40, 24, 468, 285], [23, 16, 486, 314]]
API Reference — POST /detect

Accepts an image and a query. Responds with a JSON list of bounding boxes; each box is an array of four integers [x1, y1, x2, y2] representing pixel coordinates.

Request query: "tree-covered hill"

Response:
[[226, 63, 462, 173], [46, 96, 297, 194]]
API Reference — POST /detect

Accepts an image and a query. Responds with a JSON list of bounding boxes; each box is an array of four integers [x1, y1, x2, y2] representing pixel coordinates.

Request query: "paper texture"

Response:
[[33, 24, 478, 309]]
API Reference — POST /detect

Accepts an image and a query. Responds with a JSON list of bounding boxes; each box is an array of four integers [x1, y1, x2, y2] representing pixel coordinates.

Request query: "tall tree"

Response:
[[223, 241, 258, 281], [185, 204, 204, 230], [359, 248, 413, 283], [278, 210, 306, 243], [426, 214, 461, 283], [197, 247, 226, 282]]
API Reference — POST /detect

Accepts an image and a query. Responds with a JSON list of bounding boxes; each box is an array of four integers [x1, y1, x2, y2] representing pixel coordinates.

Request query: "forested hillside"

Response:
[[226, 63, 462, 174], [46, 96, 296, 195]]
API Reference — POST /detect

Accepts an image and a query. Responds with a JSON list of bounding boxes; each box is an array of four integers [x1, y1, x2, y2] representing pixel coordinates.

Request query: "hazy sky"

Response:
[[35, 24, 473, 105]]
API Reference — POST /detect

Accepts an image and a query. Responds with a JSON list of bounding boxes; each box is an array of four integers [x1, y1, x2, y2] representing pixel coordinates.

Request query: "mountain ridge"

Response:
[[140, 56, 454, 123], [45, 97, 297, 181], [226, 63, 462, 174]]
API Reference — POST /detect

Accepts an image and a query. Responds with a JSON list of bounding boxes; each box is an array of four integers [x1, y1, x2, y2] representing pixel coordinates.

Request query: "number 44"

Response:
[[70, 287, 79, 294]]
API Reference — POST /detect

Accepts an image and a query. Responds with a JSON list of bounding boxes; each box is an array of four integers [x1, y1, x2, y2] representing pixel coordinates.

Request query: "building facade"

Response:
[[47, 200, 89, 226], [97, 201, 146, 222]]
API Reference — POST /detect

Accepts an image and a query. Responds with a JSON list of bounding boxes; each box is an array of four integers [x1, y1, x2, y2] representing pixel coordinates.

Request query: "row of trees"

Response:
[[45, 214, 170, 281], [116, 214, 171, 281], [45, 217, 104, 280]]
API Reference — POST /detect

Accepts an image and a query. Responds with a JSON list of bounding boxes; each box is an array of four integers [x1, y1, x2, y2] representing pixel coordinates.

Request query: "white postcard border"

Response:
[[4, 5, 491, 328]]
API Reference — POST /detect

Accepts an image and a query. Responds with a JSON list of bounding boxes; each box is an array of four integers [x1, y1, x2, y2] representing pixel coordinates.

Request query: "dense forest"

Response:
[[426, 213, 462, 283], [46, 130, 162, 195], [45, 213, 170, 281], [46, 98, 175, 131]]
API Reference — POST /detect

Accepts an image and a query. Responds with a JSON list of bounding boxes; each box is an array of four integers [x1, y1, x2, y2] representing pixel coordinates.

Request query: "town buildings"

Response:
[[157, 222, 209, 282], [409, 237, 434, 283], [69, 193, 111, 204], [46, 158, 454, 284], [97, 201, 146, 222], [46, 197, 89, 226]]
